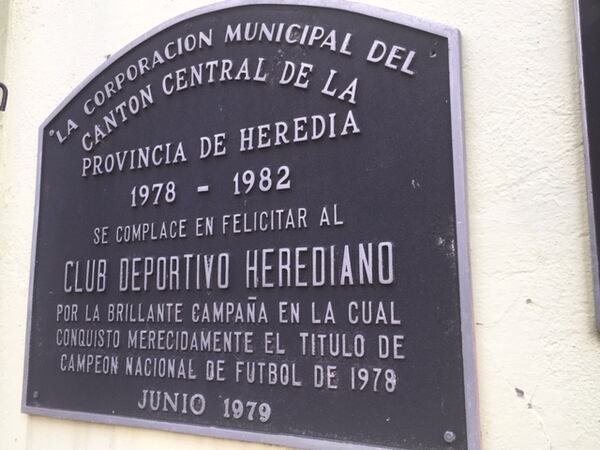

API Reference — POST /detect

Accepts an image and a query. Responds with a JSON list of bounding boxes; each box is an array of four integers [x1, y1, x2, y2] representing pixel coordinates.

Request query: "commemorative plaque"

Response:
[[577, 0, 600, 332], [23, 2, 478, 449]]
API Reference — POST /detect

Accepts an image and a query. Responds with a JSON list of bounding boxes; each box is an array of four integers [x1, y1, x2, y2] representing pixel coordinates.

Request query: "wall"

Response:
[[0, 1, 597, 449]]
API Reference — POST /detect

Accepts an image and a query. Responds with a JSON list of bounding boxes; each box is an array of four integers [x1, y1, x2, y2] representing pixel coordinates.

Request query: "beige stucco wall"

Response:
[[0, 0, 597, 449]]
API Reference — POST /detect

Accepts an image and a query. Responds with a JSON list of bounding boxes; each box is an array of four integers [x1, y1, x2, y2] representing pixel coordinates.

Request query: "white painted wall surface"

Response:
[[0, 0, 597, 449]]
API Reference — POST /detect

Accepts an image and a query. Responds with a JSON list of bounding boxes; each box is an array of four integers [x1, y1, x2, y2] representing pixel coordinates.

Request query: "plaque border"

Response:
[[21, 1, 481, 449], [575, 0, 600, 332]]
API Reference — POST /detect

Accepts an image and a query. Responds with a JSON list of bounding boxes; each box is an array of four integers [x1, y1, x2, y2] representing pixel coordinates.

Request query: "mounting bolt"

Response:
[[444, 430, 456, 444]]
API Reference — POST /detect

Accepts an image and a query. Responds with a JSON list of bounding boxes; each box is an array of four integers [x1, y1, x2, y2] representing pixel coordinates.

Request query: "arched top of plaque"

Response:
[[25, 2, 477, 450], [40, 0, 461, 129]]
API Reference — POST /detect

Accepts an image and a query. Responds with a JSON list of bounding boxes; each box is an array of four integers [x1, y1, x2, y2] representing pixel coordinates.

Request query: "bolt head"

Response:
[[444, 430, 456, 444]]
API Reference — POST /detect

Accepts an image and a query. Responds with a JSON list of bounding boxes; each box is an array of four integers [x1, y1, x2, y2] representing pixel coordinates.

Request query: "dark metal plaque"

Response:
[[577, 0, 600, 332], [23, 2, 478, 449]]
